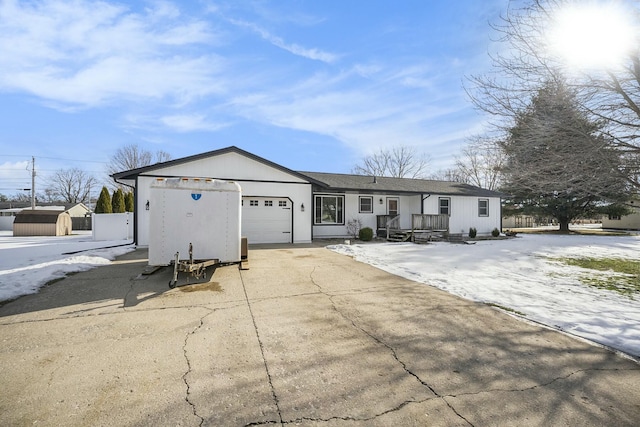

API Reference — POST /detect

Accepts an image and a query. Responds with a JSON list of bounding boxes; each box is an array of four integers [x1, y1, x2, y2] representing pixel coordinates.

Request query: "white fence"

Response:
[[92, 213, 133, 241], [0, 216, 14, 231]]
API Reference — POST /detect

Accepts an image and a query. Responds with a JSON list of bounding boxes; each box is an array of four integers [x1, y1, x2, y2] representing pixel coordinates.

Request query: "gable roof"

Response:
[[111, 146, 318, 183], [299, 171, 504, 198], [110, 146, 503, 198]]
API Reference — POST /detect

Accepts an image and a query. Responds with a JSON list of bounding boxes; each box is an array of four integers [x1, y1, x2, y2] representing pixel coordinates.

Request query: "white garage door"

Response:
[[242, 197, 292, 244]]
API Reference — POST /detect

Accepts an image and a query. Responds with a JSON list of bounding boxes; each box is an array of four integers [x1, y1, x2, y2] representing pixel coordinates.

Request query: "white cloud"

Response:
[[160, 114, 231, 133], [0, 161, 31, 193], [230, 62, 473, 159], [123, 112, 231, 133], [0, 161, 29, 178], [0, 0, 223, 107]]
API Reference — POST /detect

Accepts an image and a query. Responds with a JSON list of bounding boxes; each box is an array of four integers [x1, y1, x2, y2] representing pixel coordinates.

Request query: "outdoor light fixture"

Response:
[[301, 203, 305, 212], [379, 198, 383, 204], [145, 200, 150, 210]]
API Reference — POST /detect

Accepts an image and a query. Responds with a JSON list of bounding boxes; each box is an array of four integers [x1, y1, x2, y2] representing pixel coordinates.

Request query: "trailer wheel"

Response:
[[169, 280, 177, 289]]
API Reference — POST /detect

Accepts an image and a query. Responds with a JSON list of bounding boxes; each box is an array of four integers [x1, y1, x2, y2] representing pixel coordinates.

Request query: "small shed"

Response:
[[13, 210, 72, 236]]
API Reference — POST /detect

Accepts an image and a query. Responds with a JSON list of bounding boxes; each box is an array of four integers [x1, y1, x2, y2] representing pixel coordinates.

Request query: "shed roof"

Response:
[[300, 171, 505, 198], [14, 210, 68, 224]]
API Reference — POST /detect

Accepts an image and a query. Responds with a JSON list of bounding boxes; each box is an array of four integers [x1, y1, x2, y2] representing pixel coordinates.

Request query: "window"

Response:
[[359, 196, 373, 213], [439, 198, 450, 216], [314, 195, 344, 224], [278, 200, 287, 207], [249, 200, 259, 207], [264, 200, 273, 207], [478, 199, 489, 217]]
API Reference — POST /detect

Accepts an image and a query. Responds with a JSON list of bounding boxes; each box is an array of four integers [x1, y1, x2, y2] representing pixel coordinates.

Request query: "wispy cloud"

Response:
[[123, 112, 232, 133], [160, 114, 231, 133], [230, 62, 473, 160], [229, 18, 339, 63]]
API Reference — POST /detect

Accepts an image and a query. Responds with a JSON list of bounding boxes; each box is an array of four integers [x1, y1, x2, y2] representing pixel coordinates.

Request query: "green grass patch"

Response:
[[554, 257, 640, 297], [486, 303, 526, 316]]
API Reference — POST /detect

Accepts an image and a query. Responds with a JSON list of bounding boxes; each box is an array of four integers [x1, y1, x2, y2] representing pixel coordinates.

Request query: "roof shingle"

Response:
[[298, 171, 504, 198]]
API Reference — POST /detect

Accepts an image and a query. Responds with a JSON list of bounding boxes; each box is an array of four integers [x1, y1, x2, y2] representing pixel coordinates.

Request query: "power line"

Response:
[[0, 155, 108, 164]]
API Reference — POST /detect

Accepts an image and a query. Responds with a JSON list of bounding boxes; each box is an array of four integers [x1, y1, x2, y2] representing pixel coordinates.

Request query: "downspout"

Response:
[[113, 176, 137, 245], [500, 197, 503, 232], [421, 194, 431, 214]]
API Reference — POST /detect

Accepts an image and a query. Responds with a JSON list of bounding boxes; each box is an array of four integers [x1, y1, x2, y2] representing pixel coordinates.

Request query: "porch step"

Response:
[[412, 231, 433, 244], [387, 231, 412, 242]]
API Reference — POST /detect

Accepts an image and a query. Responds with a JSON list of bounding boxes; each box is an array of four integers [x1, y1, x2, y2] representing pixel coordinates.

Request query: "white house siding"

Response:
[[133, 152, 312, 246], [422, 195, 501, 236], [312, 193, 422, 238]]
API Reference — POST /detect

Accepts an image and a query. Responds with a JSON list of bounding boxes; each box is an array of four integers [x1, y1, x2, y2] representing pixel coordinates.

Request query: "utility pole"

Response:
[[31, 156, 36, 210]]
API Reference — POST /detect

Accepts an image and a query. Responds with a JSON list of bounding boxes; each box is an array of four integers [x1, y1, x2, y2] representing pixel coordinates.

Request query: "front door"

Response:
[[387, 198, 399, 217]]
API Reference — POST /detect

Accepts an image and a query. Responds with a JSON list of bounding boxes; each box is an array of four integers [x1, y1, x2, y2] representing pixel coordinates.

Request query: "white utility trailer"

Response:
[[148, 177, 247, 287]]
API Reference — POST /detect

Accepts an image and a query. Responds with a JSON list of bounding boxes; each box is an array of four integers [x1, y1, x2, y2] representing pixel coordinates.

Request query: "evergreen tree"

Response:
[[501, 79, 628, 232], [112, 188, 125, 213], [95, 186, 112, 214], [124, 191, 134, 212]]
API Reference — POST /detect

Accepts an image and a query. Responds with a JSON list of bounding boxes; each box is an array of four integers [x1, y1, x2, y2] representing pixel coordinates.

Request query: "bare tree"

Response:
[[428, 168, 465, 182], [107, 144, 172, 175], [466, 0, 640, 189], [47, 168, 97, 204], [453, 136, 505, 191], [352, 146, 430, 178]]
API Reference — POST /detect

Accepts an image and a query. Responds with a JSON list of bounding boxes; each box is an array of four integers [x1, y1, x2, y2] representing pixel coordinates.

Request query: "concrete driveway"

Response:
[[1, 245, 639, 426]]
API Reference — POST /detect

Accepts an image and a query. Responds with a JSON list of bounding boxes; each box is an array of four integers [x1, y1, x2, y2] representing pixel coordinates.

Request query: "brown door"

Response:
[[387, 198, 399, 216]]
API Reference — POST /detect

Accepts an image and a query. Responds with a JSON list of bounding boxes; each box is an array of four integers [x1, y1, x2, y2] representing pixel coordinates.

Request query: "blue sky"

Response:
[[0, 0, 507, 197]]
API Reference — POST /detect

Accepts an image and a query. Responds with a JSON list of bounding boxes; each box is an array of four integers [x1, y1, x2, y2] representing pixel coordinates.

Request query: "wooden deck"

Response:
[[377, 214, 449, 242]]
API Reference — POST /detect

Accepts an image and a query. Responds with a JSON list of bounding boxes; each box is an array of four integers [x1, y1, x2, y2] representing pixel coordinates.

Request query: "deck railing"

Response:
[[377, 214, 449, 241], [376, 215, 402, 239], [385, 215, 401, 240], [411, 214, 449, 232]]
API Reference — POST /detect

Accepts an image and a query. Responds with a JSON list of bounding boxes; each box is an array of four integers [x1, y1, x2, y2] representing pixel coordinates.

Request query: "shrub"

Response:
[[492, 227, 500, 237], [346, 218, 362, 238], [95, 186, 112, 214], [112, 188, 125, 213], [469, 227, 477, 238], [125, 191, 134, 212], [359, 227, 374, 241]]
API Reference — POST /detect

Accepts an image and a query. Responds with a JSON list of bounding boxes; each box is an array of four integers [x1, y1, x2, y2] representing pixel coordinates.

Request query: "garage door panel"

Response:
[[242, 197, 291, 244]]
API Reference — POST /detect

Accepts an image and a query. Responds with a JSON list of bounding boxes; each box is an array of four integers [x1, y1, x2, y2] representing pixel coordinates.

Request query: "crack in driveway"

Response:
[[239, 270, 284, 425], [181, 307, 213, 427], [308, 266, 475, 425]]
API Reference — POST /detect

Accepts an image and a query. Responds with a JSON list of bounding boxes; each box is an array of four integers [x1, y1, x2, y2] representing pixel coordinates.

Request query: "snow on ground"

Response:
[[1, 229, 639, 358], [0, 231, 135, 302], [329, 233, 640, 358]]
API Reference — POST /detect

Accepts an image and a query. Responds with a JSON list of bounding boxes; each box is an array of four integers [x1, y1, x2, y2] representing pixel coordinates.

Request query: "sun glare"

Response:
[[549, 2, 636, 70]]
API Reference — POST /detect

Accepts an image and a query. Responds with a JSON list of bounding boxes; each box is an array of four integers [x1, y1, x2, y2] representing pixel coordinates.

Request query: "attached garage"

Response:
[[242, 196, 292, 244], [111, 147, 314, 246]]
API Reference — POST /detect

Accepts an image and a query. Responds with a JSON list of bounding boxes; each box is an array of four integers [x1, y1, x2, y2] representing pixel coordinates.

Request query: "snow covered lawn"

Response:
[[0, 231, 135, 302], [329, 233, 640, 358]]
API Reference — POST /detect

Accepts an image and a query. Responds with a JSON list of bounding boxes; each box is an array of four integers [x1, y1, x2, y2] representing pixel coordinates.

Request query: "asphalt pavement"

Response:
[[1, 244, 639, 426]]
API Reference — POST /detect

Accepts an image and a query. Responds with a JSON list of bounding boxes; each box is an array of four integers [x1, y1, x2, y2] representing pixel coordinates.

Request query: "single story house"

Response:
[[112, 146, 504, 246], [13, 209, 72, 236]]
